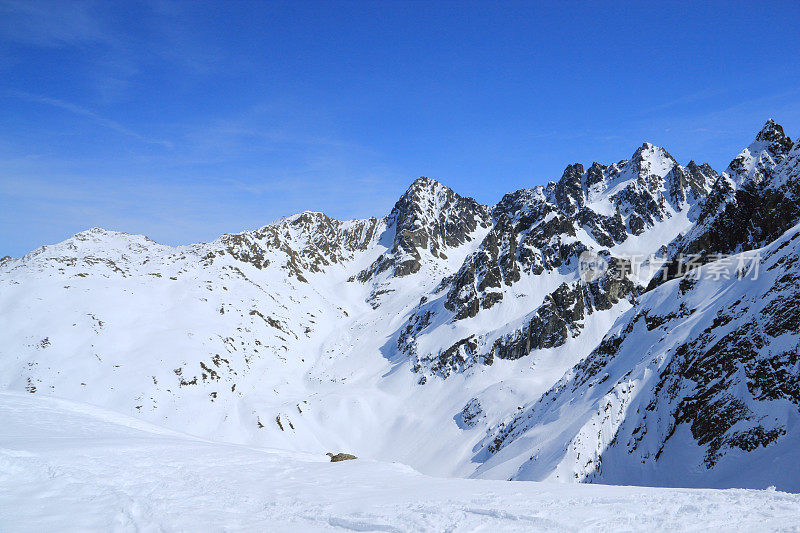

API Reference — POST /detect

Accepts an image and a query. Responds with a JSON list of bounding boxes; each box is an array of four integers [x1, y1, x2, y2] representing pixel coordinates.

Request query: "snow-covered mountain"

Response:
[[2, 120, 799, 491], [478, 224, 800, 488]]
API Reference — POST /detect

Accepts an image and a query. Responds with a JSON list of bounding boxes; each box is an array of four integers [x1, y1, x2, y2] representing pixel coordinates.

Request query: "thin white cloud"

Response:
[[6, 91, 173, 148], [0, 0, 229, 104], [0, 0, 108, 48]]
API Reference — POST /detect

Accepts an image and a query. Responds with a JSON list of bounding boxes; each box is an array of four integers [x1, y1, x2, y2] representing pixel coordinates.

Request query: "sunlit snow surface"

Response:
[[1, 393, 798, 532]]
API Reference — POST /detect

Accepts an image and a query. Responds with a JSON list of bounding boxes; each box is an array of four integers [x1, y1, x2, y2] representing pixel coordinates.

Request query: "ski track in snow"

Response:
[[1, 392, 799, 532]]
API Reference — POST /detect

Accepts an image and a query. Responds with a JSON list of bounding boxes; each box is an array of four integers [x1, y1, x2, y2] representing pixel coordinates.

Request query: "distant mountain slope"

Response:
[[476, 223, 800, 491], [1, 120, 798, 489]]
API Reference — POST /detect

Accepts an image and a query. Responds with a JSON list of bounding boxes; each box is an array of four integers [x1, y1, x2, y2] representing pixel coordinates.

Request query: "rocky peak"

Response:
[[726, 119, 793, 186], [664, 160, 718, 208], [401, 175, 441, 198], [279, 211, 377, 251], [651, 123, 800, 289], [496, 142, 706, 256], [357, 177, 491, 280], [20, 227, 166, 265], [554, 163, 586, 215], [491, 186, 549, 225], [201, 212, 381, 282], [390, 176, 480, 226], [627, 143, 678, 187], [584, 162, 607, 193], [685, 160, 718, 187], [755, 118, 793, 150]]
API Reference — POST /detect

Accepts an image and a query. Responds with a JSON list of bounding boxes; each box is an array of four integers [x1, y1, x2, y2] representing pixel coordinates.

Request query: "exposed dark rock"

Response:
[[554, 164, 586, 215], [456, 398, 485, 429], [358, 177, 491, 280], [327, 452, 357, 462]]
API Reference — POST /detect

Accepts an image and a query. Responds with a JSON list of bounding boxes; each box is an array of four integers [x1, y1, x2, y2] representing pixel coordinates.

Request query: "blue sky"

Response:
[[1, 0, 799, 256]]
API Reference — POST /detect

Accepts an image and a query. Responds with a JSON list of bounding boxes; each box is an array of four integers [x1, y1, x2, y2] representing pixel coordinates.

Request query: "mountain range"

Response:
[[2, 119, 799, 491]]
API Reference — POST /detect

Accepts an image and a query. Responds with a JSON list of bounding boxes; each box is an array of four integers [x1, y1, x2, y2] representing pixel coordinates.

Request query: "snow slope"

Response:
[[477, 220, 800, 491], [2, 392, 799, 532]]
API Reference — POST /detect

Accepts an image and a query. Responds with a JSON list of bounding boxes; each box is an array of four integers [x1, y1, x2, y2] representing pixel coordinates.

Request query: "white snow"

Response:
[[2, 392, 798, 532]]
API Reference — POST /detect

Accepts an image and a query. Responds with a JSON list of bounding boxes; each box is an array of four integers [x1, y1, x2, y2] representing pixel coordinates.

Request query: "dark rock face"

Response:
[[554, 164, 586, 215], [575, 209, 627, 248], [614, 186, 665, 229], [358, 177, 492, 280], [412, 335, 482, 378], [406, 256, 637, 378], [490, 262, 637, 362], [490, 282, 586, 361], [585, 162, 606, 191], [686, 184, 799, 258], [756, 118, 794, 152], [441, 191, 586, 323], [685, 161, 720, 198], [665, 163, 718, 209], [443, 215, 521, 320], [627, 213, 646, 235]]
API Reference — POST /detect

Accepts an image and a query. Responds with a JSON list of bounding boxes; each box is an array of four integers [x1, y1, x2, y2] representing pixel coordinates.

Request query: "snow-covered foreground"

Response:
[[2, 393, 798, 532]]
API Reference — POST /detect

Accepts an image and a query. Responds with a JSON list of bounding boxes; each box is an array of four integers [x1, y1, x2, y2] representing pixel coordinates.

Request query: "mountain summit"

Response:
[[357, 176, 491, 280]]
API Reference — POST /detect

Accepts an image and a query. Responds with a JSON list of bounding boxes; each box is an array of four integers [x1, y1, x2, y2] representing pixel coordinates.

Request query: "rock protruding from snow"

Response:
[[726, 119, 793, 187], [208, 212, 380, 281], [357, 177, 491, 280]]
